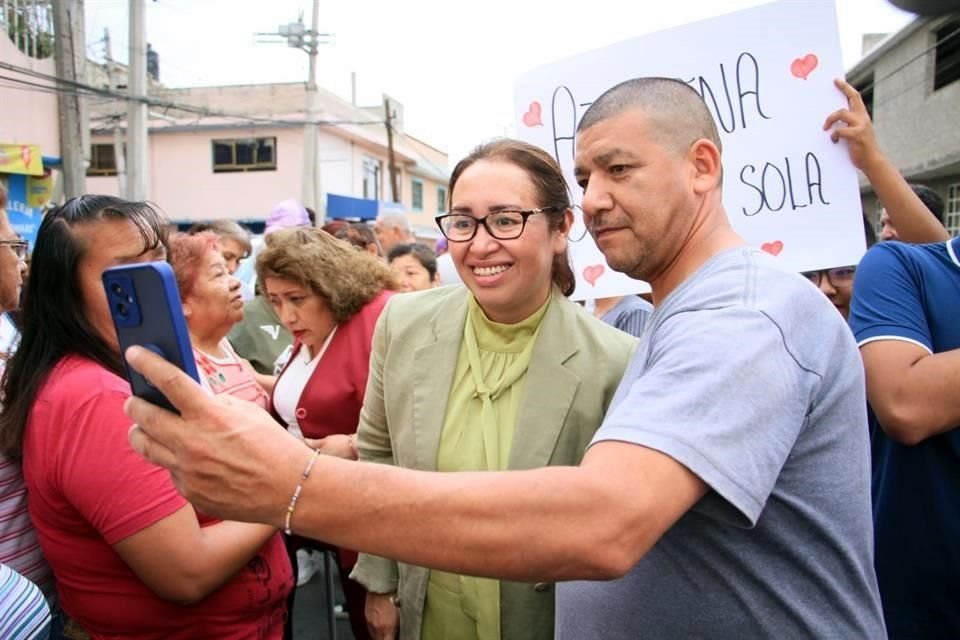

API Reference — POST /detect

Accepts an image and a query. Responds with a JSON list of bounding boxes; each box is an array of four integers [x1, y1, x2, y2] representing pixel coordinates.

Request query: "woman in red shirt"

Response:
[[0, 196, 292, 639], [257, 227, 397, 640]]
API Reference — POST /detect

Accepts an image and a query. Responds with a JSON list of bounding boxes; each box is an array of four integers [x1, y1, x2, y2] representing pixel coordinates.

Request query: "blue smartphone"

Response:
[[102, 261, 199, 413]]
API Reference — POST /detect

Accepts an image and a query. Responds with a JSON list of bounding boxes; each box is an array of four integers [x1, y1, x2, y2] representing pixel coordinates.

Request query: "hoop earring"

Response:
[[567, 205, 589, 243]]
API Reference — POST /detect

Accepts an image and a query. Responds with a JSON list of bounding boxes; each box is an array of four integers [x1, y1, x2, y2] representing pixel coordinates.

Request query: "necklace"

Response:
[[194, 347, 229, 389]]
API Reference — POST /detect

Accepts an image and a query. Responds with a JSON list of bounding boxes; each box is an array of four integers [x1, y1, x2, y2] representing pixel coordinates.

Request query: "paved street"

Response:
[[293, 555, 356, 640]]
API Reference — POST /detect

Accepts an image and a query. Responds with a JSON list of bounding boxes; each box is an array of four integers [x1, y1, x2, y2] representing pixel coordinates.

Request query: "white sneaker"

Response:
[[296, 549, 318, 587]]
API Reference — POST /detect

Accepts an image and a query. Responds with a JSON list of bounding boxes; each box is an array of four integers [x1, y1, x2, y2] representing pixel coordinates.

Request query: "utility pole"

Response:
[[255, 4, 332, 225], [301, 0, 322, 223], [103, 27, 127, 196], [383, 96, 399, 203], [126, 0, 149, 201], [52, 0, 88, 197]]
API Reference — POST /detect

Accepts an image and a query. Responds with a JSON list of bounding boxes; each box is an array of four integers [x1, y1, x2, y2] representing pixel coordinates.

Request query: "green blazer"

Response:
[[350, 285, 637, 640]]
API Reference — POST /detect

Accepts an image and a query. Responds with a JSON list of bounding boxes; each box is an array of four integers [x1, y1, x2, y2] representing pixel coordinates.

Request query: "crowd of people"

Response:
[[0, 74, 956, 640]]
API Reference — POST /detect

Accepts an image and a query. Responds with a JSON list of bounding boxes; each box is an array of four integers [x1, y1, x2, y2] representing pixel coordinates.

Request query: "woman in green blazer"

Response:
[[351, 140, 638, 640]]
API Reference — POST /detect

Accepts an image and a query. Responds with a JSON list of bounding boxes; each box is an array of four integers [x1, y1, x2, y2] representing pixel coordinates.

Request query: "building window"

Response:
[[211, 137, 276, 173], [853, 75, 874, 120], [87, 143, 118, 176], [946, 183, 960, 237], [363, 157, 381, 200], [934, 19, 960, 91], [411, 179, 424, 211], [437, 186, 448, 213]]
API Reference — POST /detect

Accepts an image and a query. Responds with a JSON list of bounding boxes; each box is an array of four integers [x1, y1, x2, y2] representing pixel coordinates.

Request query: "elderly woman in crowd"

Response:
[[258, 227, 397, 640], [187, 219, 252, 275], [387, 243, 440, 292], [0, 196, 292, 639], [352, 139, 636, 640], [168, 232, 270, 403]]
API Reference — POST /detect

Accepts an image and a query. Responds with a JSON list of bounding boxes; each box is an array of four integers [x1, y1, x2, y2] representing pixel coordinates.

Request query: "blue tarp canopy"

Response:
[[326, 193, 379, 221]]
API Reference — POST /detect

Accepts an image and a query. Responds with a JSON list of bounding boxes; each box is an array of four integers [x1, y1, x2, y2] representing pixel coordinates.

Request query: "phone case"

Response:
[[102, 261, 199, 413]]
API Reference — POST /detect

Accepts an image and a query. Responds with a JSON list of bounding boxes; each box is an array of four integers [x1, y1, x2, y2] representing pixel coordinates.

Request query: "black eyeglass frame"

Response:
[[434, 206, 560, 242], [0, 240, 29, 260], [802, 266, 857, 287]]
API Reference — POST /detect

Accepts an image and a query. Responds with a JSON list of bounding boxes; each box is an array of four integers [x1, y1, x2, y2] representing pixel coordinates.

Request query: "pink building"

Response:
[[87, 83, 449, 234]]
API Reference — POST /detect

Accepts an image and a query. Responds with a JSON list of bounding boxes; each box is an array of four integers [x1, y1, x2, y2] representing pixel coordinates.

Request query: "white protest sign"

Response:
[[514, 0, 864, 300]]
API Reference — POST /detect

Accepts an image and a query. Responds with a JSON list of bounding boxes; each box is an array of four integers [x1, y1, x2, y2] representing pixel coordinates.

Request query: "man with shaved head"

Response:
[[124, 77, 885, 639]]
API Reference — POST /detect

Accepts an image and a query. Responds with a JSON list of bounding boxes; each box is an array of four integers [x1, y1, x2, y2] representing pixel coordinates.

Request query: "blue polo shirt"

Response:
[[849, 236, 960, 639]]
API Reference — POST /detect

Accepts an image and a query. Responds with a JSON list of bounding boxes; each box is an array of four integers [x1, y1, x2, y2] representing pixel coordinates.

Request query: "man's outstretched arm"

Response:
[[124, 345, 706, 583]]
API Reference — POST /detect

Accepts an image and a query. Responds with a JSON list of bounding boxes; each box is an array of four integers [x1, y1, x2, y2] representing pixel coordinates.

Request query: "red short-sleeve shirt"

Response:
[[23, 355, 292, 639]]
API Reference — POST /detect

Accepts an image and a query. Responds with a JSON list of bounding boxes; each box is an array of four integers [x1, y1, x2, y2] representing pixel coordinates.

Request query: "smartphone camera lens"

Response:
[[116, 302, 128, 317], [111, 283, 124, 296]]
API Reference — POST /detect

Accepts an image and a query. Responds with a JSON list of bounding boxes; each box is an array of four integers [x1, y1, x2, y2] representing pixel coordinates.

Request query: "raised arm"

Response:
[[824, 78, 948, 244]]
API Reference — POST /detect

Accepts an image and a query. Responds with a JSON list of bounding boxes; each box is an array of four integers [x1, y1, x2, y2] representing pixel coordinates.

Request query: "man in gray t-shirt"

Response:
[[556, 247, 884, 638], [124, 77, 885, 640]]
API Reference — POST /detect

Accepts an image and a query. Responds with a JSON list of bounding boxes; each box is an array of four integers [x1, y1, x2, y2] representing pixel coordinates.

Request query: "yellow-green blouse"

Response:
[[421, 292, 551, 640]]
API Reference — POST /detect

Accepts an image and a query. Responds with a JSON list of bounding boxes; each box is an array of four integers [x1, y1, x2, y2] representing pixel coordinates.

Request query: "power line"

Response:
[[0, 59, 386, 129]]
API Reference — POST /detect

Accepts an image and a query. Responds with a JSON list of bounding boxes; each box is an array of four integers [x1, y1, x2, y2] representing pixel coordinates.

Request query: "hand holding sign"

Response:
[[823, 78, 881, 171], [516, 0, 864, 291]]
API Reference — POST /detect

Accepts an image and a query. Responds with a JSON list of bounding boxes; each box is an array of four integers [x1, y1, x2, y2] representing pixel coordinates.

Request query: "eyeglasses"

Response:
[[802, 266, 856, 287], [0, 240, 29, 261], [435, 207, 558, 242]]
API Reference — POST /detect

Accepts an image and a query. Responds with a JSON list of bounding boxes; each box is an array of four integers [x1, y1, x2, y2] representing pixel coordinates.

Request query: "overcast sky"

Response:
[[85, 0, 915, 162]]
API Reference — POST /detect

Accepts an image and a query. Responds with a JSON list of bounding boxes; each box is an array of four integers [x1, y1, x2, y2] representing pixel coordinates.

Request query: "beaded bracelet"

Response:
[[285, 448, 321, 535]]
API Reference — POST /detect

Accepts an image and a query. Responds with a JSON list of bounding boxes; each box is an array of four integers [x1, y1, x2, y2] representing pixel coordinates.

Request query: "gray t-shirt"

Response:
[[556, 248, 885, 639], [599, 295, 654, 338]]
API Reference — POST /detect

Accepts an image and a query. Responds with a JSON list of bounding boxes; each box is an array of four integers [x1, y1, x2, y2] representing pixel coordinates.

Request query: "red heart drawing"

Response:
[[583, 264, 605, 286], [522, 102, 543, 127], [790, 54, 818, 80], [761, 241, 784, 256]]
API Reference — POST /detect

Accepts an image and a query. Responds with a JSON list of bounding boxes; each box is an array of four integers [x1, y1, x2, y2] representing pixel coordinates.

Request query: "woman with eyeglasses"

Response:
[[351, 139, 636, 640], [0, 196, 292, 639], [802, 266, 859, 320]]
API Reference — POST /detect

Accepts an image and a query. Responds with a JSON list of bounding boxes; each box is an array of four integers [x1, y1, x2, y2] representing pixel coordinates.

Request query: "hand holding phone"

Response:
[[103, 261, 199, 413]]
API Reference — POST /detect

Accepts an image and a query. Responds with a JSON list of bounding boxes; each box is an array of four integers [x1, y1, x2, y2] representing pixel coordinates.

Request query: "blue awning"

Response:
[[326, 193, 379, 221]]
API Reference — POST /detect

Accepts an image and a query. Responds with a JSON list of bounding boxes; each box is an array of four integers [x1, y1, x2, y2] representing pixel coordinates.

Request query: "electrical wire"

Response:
[[0, 59, 386, 128]]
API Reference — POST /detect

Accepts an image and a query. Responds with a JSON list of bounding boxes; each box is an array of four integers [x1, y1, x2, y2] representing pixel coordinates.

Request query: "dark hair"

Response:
[[387, 242, 438, 279], [304, 207, 317, 226], [862, 211, 878, 249], [336, 223, 381, 256], [321, 220, 350, 236], [0, 195, 168, 459], [908, 184, 945, 224], [448, 139, 575, 296]]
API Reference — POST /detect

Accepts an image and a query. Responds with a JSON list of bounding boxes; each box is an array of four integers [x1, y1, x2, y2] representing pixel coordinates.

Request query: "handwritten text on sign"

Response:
[[514, 0, 863, 300]]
